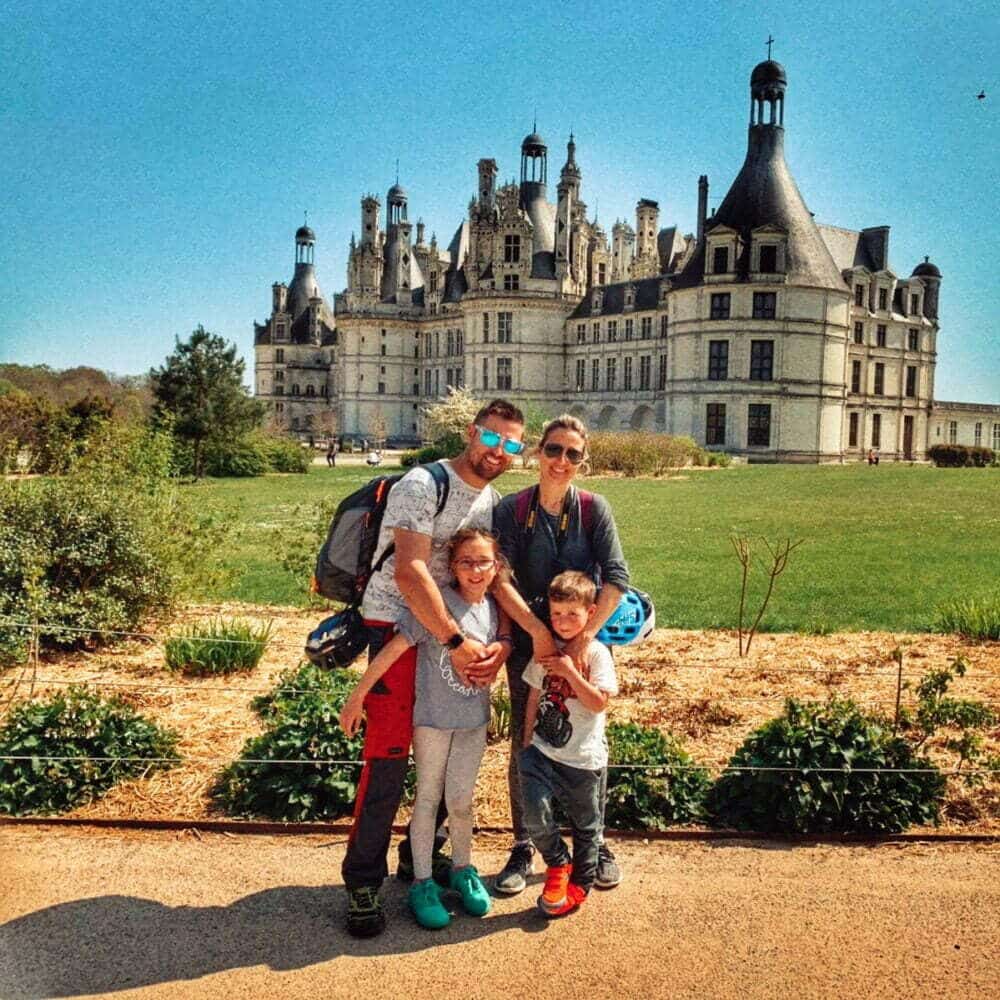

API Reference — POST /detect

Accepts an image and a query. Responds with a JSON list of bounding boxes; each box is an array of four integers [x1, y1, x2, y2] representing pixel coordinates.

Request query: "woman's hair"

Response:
[[539, 413, 589, 453], [548, 570, 597, 607], [447, 528, 511, 583]]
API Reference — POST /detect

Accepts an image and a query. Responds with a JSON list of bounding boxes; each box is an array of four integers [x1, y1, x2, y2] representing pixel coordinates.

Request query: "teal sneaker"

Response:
[[449, 865, 492, 917], [408, 878, 451, 930]]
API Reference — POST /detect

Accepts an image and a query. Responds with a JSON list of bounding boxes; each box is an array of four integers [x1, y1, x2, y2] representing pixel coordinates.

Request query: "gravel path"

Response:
[[2, 827, 998, 1000]]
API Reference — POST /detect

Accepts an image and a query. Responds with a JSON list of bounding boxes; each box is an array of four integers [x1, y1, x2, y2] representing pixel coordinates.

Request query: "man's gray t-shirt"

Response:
[[361, 460, 499, 622], [397, 587, 497, 730]]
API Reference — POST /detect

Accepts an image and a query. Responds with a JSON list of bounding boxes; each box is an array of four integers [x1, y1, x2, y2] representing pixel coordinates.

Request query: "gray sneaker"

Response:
[[493, 843, 535, 895], [595, 844, 621, 889]]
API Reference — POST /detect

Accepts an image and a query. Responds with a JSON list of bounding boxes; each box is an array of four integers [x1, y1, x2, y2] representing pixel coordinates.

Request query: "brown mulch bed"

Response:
[[3, 602, 998, 832]]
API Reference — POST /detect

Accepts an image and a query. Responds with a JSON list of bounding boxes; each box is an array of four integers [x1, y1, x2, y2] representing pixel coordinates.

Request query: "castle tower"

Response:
[[555, 134, 582, 281], [611, 220, 635, 282], [478, 158, 498, 213], [381, 181, 417, 304], [912, 257, 942, 319], [349, 195, 383, 299], [631, 199, 660, 278]]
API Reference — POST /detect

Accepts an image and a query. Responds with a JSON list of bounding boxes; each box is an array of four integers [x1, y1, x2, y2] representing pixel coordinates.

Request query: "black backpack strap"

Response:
[[371, 462, 450, 575]]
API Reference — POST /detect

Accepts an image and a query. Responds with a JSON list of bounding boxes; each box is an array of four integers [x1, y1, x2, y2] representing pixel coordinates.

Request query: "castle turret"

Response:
[[611, 219, 635, 282], [478, 158, 497, 213], [381, 181, 421, 304], [912, 257, 942, 319], [555, 134, 582, 281], [631, 199, 660, 279]]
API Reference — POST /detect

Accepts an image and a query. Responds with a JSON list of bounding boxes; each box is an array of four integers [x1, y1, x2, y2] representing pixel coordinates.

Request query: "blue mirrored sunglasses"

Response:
[[475, 424, 525, 455]]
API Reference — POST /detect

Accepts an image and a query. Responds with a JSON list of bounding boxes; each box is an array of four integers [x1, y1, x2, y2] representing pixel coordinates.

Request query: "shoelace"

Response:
[[351, 887, 380, 912], [543, 867, 570, 897]]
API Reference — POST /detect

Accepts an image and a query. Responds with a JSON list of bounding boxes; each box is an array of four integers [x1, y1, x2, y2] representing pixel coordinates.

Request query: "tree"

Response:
[[314, 408, 339, 443], [422, 386, 482, 453], [150, 326, 264, 478], [368, 407, 388, 448]]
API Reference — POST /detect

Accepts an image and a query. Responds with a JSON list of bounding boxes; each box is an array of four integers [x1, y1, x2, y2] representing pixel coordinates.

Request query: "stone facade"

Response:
[[253, 62, 998, 460]]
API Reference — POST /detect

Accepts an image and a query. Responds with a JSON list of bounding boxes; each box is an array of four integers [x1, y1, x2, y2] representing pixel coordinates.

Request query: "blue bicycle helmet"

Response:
[[596, 589, 655, 646]]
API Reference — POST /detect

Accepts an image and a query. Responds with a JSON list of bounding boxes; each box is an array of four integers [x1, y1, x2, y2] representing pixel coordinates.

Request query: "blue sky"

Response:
[[1, 0, 998, 403]]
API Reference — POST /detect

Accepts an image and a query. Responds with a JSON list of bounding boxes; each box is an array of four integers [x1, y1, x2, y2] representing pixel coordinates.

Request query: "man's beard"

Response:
[[469, 452, 507, 481]]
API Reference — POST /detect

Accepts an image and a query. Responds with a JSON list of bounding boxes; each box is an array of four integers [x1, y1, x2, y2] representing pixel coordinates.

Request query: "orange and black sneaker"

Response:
[[540, 881, 587, 919], [537, 864, 572, 916]]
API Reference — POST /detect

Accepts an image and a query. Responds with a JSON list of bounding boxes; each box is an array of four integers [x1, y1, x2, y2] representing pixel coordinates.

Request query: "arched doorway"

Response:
[[630, 405, 655, 431]]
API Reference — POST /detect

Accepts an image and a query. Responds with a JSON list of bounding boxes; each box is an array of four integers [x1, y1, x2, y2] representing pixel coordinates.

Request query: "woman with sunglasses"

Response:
[[492, 414, 631, 896]]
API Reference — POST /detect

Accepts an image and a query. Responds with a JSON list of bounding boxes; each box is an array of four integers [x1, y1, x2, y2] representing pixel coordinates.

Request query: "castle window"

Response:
[[624, 319, 634, 340], [291, 417, 299, 430], [706, 404, 726, 446], [483, 313, 490, 341], [993, 423, 1000, 451], [380, 365, 385, 374], [876, 325, 887, 347], [639, 355, 651, 391], [598, 263, 607, 285], [593, 323, 600, 344], [381, 344, 386, 356], [275, 349, 284, 363], [577, 323, 586, 344], [948, 421, 957, 444], [607, 320, 618, 342], [575, 359, 585, 391], [378, 382, 386, 395], [429, 271, 438, 293], [274, 370, 284, 382], [713, 246, 729, 274], [591, 359, 600, 391], [482, 359, 488, 391], [623, 357, 633, 390], [708, 340, 728, 380], [434, 370, 440, 395], [498, 312, 513, 343], [851, 360, 861, 394], [321, 384, 327, 397], [660, 315, 669, 338], [854, 284, 865, 307], [426, 370, 433, 395], [605, 357, 617, 391], [640, 317, 652, 340], [710, 293, 730, 319], [504, 234, 521, 263], [658, 354, 667, 390], [747, 404, 771, 447], [758, 244, 778, 273], [752, 292, 776, 319], [435, 331, 440, 356], [853, 322, 864, 344], [497, 357, 512, 391], [905, 366, 917, 398], [873, 362, 885, 396], [276, 324, 287, 341], [910, 293, 919, 316], [274, 386, 284, 396], [750, 340, 774, 381], [456, 330, 464, 354], [849, 411, 859, 447], [503, 273, 519, 291], [974, 422, 982, 446], [305, 385, 315, 397], [291, 383, 300, 396], [878, 288, 888, 310], [908, 328, 919, 351], [871, 413, 881, 448], [274, 401, 283, 413]]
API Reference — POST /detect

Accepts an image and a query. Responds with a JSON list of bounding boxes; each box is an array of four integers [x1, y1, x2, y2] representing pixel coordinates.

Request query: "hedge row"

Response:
[[928, 444, 995, 467]]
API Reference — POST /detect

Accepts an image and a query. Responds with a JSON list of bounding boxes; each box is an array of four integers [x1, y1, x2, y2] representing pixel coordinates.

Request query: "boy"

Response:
[[519, 570, 618, 918]]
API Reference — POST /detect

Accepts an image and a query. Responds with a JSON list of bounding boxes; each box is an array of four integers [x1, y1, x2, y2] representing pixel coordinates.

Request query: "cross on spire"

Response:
[[303, 210, 308, 226], [395, 158, 399, 184], [766, 34, 775, 59]]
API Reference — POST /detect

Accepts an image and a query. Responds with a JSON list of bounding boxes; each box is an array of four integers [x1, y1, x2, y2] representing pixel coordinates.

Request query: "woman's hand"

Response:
[[338, 692, 366, 737]]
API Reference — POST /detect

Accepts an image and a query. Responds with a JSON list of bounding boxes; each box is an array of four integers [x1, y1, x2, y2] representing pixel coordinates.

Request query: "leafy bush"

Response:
[[215, 663, 377, 821], [400, 445, 448, 468], [604, 722, 710, 829], [0, 686, 179, 815], [263, 434, 311, 473], [705, 698, 945, 834], [489, 687, 512, 743], [201, 435, 270, 477], [928, 444, 995, 468], [587, 432, 711, 476], [0, 423, 215, 665], [933, 595, 1000, 641], [165, 618, 271, 676]]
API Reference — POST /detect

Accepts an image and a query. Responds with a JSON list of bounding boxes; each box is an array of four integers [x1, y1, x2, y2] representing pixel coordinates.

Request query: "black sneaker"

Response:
[[397, 838, 453, 887], [346, 886, 386, 938], [594, 844, 621, 889], [493, 843, 535, 895]]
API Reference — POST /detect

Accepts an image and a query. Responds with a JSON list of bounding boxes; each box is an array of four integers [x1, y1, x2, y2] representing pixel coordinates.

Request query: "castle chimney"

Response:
[[697, 175, 709, 243]]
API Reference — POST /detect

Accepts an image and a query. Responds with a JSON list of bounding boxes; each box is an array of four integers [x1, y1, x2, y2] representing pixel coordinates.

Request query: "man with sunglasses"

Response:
[[343, 398, 527, 938]]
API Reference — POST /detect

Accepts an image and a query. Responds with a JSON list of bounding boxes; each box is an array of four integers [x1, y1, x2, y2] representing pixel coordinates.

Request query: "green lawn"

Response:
[[186, 464, 999, 632]]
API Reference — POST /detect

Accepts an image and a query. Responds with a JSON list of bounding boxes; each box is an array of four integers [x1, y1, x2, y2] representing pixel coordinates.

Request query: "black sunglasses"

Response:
[[542, 442, 585, 465]]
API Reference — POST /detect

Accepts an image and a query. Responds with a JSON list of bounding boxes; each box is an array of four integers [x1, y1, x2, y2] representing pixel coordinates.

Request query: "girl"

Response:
[[339, 528, 507, 929]]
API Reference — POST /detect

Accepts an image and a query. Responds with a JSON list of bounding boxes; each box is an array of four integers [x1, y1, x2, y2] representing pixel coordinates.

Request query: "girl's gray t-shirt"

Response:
[[396, 587, 496, 730]]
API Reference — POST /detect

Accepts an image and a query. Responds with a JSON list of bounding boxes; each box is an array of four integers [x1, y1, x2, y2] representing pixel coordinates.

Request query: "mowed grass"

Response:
[[185, 464, 1000, 633]]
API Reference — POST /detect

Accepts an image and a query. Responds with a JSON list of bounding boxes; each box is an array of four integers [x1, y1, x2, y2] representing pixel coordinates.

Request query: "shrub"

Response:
[[263, 434, 311, 473], [202, 435, 270, 477], [0, 422, 222, 665], [705, 698, 945, 834], [488, 687, 512, 743], [216, 662, 400, 821], [0, 686, 179, 815], [933, 595, 1000, 641], [164, 618, 271, 676], [587, 432, 710, 476], [401, 445, 447, 468], [604, 722, 710, 829], [928, 444, 995, 468]]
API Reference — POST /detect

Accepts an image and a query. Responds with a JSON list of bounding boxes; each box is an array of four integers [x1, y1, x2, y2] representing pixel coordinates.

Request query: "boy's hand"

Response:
[[338, 692, 365, 738], [538, 652, 577, 682]]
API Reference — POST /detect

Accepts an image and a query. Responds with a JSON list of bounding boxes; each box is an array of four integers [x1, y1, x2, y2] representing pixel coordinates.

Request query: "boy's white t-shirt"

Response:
[[522, 640, 618, 771]]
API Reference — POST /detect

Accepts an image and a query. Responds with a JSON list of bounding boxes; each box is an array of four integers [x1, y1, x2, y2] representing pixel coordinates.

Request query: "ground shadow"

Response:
[[0, 881, 547, 999]]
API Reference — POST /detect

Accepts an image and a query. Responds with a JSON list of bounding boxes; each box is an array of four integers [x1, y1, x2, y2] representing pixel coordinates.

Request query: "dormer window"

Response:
[[854, 283, 865, 307], [504, 234, 521, 263], [713, 246, 729, 274], [624, 285, 635, 309], [878, 287, 887, 310], [592, 289, 603, 311], [758, 245, 777, 273], [910, 293, 920, 316]]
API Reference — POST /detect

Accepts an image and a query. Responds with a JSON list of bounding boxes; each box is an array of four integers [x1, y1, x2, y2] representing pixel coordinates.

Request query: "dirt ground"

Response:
[[1, 826, 998, 1000], [2, 604, 997, 831]]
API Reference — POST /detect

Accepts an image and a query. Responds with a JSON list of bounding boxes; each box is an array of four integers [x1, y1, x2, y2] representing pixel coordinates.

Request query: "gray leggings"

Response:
[[411, 724, 488, 881]]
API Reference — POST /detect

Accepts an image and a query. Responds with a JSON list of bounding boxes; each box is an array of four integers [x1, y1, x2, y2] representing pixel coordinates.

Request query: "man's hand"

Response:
[[463, 639, 511, 687], [531, 628, 558, 662], [449, 636, 489, 686], [537, 652, 578, 683]]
